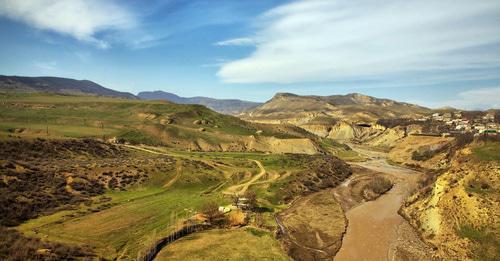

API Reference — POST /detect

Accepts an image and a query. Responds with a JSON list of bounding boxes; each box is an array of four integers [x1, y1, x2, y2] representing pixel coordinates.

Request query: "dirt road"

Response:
[[223, 160, 266, 195], [334, 147, 432, 261]]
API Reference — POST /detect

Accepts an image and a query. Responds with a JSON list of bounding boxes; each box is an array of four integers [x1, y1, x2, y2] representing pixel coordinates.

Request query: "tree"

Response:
[[200, 201, 224, 225], [232, 195, 239, 206], [244, 190, 257, 211]]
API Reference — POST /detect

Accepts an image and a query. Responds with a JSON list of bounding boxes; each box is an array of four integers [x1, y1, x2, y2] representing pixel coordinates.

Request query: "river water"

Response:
[[334, 148, 432, 261]]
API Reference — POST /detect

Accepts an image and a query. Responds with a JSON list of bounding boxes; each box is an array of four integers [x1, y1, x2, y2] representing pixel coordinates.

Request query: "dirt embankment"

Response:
[[275, 156, 352, 259], [277, 189, 346, 260], [388, 135, 454, 170], [401, 147, 499, 260]]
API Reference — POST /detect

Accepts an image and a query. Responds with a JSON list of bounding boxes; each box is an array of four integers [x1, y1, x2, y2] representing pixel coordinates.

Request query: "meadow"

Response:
[[15, 146, 318, 259]]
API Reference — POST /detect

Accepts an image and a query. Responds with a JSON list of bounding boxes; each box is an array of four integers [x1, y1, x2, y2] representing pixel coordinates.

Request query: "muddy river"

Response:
[[334, 147, 432, 261]]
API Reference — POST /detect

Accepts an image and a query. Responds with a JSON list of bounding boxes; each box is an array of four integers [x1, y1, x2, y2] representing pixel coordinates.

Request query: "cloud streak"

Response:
[[215, 37, 256, 46], [423, 87, 500, 110], [217, 0, 500, 84], [0, 0, 136, 48]]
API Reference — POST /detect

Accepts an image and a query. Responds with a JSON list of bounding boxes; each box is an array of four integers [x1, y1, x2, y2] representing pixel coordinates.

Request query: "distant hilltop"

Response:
[[138, 90, 262, 115], [0, 75, 136, 99], [241, 92, 431, 123]]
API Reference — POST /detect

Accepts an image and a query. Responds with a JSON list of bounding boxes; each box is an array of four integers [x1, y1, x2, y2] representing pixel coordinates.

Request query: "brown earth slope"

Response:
[[240, 92, 430, 143], [401, 142, 499, 260]]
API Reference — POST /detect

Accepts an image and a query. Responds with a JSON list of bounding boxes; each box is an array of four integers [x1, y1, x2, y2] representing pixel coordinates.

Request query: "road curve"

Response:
[[223, 159, 266, 196]]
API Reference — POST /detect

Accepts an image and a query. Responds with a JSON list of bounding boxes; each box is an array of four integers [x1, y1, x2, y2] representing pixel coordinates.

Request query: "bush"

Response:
[[0, 226, 94, 260], [365, 176, 393, 195], [200, 201, 225, 226]]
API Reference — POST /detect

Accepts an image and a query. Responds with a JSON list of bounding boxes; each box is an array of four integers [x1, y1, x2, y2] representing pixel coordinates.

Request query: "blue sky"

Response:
[[0, 0, 499, 109]]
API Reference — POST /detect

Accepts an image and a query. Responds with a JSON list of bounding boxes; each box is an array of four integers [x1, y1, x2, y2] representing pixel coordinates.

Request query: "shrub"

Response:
[[200, 201, 225, 226], [365, 176, 393, 195], [0, 226, 94, 260]]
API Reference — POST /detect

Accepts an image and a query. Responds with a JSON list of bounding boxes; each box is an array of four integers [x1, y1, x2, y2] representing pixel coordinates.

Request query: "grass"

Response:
[[473, 142, 500, 162], [465, 178, 494, 196], [457, 225, 499, 260], [0, 93, 263, 145], [319, 138, 364, 161], [0, 93, 317, 146], [0, 93, 353, 259], [15, 149, 314, 259], [155, 229, 290, 261], [18, 164, 228, 260]]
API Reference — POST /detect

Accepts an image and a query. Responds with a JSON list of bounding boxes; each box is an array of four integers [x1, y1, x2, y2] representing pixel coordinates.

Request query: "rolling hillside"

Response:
[[242, 92, 430, 123], [240, 92, 431, 142], [138, 90, 261, 115], [0, 75, 136, 99], [0, 93, 324, 154]]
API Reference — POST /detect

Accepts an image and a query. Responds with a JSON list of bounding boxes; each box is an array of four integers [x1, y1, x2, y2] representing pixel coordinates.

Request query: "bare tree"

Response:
[[201, 201, 224, 225], [232, 194, 239, 206], [244, 190, 257, 211]]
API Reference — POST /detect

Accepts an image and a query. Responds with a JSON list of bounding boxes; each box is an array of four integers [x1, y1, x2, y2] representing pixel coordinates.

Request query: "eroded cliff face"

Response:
[[184, 135, 322, 154], [301, 121, 390, 142], [388, 136, 454, 170], [401, 146, 499, 260]]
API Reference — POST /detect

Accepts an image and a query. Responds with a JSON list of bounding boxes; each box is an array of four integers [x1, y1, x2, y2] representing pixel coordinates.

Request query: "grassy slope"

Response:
[[2, 93, 355, 259], [473, 142, 500, 162], [0, 93, 241, 139], [0, 93, 311, 146], [156, 228, 290, 261], [0, 93, 364, 159], [16, 149, 316, 259]]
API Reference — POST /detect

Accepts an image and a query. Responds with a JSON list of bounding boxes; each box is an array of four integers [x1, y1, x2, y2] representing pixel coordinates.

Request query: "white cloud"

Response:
[[215, 37, 256, 46], [217, 0, 500, 84], [0, 0, 136, 48]]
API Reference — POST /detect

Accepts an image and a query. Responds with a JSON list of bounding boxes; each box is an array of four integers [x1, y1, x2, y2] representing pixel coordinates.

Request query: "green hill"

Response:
[[0, 93, 323, 154]]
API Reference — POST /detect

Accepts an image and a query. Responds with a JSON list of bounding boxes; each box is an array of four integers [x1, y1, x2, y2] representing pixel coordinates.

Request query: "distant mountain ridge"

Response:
[[138, 90, 261, 115], [242, 92, 431, 123], [0, 75, 136, 99], [240, 92, 433, 142]]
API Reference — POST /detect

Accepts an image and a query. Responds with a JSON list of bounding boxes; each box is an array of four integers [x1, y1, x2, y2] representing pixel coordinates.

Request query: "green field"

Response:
[[18, 158, 229, 259], [0, 93, 257, 144], [473, 142, 500, 162], [156, 229, 290, 260], [16, 148, 311, 259], [2, 93, 355, 260], [0, 93, 318, 147]]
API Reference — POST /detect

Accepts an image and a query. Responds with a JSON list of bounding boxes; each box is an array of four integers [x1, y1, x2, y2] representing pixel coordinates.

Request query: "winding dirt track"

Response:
[[223, 160, 266, 195], [334, 146, 431, 261]]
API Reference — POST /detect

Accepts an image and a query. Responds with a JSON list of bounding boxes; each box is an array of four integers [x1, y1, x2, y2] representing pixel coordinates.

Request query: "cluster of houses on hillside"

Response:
[[420, 111, 498, 136]]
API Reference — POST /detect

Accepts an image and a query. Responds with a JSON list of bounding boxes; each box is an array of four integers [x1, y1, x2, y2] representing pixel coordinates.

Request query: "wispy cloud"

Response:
[[217, 0, 500, 84], [215, 37, 256, 46], [33, 60, 57, 72], [201, 58, 231, 68], [74, 51, 91, 62], [420, 87, 500, 110], [451, 87, 500, 110], [0, 0, 137, 48]]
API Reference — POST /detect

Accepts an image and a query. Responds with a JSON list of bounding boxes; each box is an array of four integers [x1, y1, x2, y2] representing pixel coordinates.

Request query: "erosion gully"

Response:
[[333, 145, 432, 261]]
